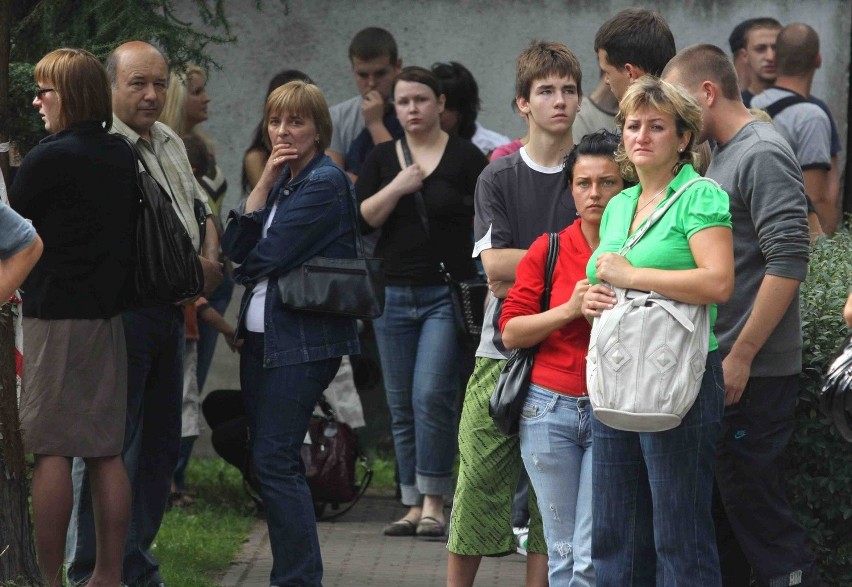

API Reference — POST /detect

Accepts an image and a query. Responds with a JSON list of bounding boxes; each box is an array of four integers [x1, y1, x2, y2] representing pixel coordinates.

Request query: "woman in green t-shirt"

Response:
[[582, 76, 734, 586]]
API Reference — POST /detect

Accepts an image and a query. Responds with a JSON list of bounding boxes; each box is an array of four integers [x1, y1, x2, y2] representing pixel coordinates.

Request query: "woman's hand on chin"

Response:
[[595, 253, 636, 289]]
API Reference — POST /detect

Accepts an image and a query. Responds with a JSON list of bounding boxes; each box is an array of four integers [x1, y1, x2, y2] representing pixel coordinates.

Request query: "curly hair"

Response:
[[613, 76, 702, 183]]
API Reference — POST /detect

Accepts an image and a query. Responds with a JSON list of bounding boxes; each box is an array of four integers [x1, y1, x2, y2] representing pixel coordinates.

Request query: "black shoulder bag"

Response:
[[400, 137, 489, 344], [489, 232, 559, 436], [819, 332, 852, 442], [117, 134, 203, 308], [276, 167, 385, 319]]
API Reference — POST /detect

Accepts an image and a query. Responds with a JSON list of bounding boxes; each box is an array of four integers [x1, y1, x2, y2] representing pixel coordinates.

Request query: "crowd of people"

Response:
[[0, 6, 849, 587]]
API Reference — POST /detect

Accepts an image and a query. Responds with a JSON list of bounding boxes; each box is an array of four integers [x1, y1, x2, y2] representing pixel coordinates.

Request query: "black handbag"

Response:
[[489, 232, 559, 436], [819, 332, 852, 442], [277, 170, 385, 319], [441, 263, 489, 344], [117, 134, 203, 307], [400, 137, 486, 342]]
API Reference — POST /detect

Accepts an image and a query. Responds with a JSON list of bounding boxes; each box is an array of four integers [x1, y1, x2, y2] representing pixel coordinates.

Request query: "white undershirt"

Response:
[[244, 201, 279, 333]]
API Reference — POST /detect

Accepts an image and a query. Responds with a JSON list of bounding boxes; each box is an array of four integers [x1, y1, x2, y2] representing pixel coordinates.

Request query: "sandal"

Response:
[[415, 516, 446, 537], [382, 518, 417, 537]]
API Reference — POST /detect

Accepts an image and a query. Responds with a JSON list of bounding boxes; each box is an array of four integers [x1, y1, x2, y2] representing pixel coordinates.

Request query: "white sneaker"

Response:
[[512, 526, 529, 556]]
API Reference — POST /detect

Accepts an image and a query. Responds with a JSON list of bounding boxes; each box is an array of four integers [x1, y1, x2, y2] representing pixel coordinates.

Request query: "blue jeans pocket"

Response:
[[520, 386, 557, 422]]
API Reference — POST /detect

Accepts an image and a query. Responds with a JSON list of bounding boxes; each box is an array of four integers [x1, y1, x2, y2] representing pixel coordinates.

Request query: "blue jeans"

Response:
[[372, 285, 461, 505], [241, 332, 340, 587], [520, 385, 594, 587], [592, 351, 724, 587], [196, 270, 234, 391], [68, 306, 184, 586]]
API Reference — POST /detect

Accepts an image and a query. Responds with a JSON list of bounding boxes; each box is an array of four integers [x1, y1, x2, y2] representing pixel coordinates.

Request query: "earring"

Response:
[[678, 147, 684, 152]]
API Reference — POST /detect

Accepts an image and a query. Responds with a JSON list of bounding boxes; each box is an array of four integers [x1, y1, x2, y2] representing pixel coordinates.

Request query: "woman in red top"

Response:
[[499, 130, 628, 586]]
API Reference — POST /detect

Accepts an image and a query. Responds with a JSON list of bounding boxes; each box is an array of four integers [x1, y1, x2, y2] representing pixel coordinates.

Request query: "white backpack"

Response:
[[586, 178, 719, 432]]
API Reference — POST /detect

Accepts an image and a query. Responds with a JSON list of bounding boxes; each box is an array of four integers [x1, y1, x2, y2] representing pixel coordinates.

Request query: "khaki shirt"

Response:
[[111, 116, 211, 251]]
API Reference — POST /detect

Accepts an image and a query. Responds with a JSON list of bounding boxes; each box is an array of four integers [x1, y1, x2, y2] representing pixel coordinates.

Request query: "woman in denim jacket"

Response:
[[222, 81, 359, 587]]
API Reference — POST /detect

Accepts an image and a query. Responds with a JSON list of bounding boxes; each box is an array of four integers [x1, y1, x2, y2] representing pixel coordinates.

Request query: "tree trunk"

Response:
[[0, 303, 41, 584], [0, 0, 40, 578], [0, 0, 9, 182]]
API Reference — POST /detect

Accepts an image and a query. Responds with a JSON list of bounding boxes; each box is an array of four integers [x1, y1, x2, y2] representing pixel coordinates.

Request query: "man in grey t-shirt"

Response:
[[448, 40, 581, 586], [665, 44, 820, 587], [750, 24, 835, 233], [327, 27, 402, 179]]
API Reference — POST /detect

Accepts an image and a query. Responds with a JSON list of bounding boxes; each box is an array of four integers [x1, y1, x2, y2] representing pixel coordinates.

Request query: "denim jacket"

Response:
[[223, 152, 360, 367]]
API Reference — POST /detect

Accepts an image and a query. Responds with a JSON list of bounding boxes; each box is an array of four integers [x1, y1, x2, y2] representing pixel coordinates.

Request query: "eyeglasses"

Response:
[[34, 87, 55, 100]]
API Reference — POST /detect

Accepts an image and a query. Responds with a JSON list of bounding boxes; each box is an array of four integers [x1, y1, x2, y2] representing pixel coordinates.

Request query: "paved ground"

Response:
[[219, 496, 527, 587]]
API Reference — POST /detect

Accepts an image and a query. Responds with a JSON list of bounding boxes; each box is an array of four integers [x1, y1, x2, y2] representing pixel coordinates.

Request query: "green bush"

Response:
[[787, 227, 852, 583], [7, 63, 48, 157]]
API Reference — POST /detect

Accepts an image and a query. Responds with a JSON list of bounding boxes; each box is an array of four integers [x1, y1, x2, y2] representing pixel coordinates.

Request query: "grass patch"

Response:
[[367, 454, 397, 491], [154, 458, 257, 587]]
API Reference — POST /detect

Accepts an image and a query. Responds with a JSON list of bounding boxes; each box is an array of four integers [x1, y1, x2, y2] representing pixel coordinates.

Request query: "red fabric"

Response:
[[183, 296, 208, 341], [499, 219, 593, 396]]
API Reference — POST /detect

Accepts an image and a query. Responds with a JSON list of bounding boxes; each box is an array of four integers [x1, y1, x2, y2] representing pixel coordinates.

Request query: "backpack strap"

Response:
[[763, 94, 808, 119]]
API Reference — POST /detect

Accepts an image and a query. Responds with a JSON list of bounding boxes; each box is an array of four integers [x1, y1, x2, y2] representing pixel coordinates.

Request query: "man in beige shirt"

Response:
[[67, 41, 221, 587]]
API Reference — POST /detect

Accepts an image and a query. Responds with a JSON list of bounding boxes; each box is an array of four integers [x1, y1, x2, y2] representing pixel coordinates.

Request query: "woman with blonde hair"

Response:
[[11, 47, 136, 587], [222, 80, 360, 586], [582, 76, 734, 586], [160, 66, 234, 500]]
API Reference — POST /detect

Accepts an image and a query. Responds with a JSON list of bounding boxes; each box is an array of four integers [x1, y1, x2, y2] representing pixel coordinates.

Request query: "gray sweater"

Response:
[[707, 121, 810, 377]]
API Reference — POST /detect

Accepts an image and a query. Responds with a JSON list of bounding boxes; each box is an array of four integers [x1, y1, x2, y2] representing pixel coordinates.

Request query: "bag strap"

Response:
[[619, 177, 720, 255], [541, 232, 559, 311], [593, 291, 697, 350], [400, 136, 430, 237], [115, 134, 143, 198], [328, 165, 369, 260], [115, 133, 179, 205], [764, 94, 809, 119]]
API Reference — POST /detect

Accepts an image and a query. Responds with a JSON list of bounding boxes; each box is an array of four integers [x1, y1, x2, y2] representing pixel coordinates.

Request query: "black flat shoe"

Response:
[[382, 518, 417, 536], [415, 516, 446, 537]]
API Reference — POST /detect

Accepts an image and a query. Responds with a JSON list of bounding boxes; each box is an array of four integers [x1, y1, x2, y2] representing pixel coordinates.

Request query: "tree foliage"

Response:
[[10, 0, 255, 65], [788, 225, 852, 584], [3, 0, 280, 154]]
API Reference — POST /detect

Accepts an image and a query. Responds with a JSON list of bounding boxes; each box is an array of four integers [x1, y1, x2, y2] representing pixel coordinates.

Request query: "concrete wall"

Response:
[[174, 0, 850, 212]]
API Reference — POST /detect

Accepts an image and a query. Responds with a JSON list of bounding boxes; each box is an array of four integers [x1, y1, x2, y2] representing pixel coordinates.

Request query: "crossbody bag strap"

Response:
[[619, 177, 720, 255], [115, 134, 143, 195], [400, 136, 430, 237], [330, 165, 369, 260], [541, 232, 560, 311]]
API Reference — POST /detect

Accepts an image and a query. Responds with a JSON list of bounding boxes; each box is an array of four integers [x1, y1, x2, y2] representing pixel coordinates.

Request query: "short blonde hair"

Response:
[[264, 81, 332, 152], [614, 75, 702, 182], [34, 48, 112, 131]]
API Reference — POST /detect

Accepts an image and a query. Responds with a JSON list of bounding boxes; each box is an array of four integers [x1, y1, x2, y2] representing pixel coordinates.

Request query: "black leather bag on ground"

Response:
[[117, 135, 203, 307], [277, 171, 385, 319], [441, 264, 489, 344], [489, 233, 559, 436]]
